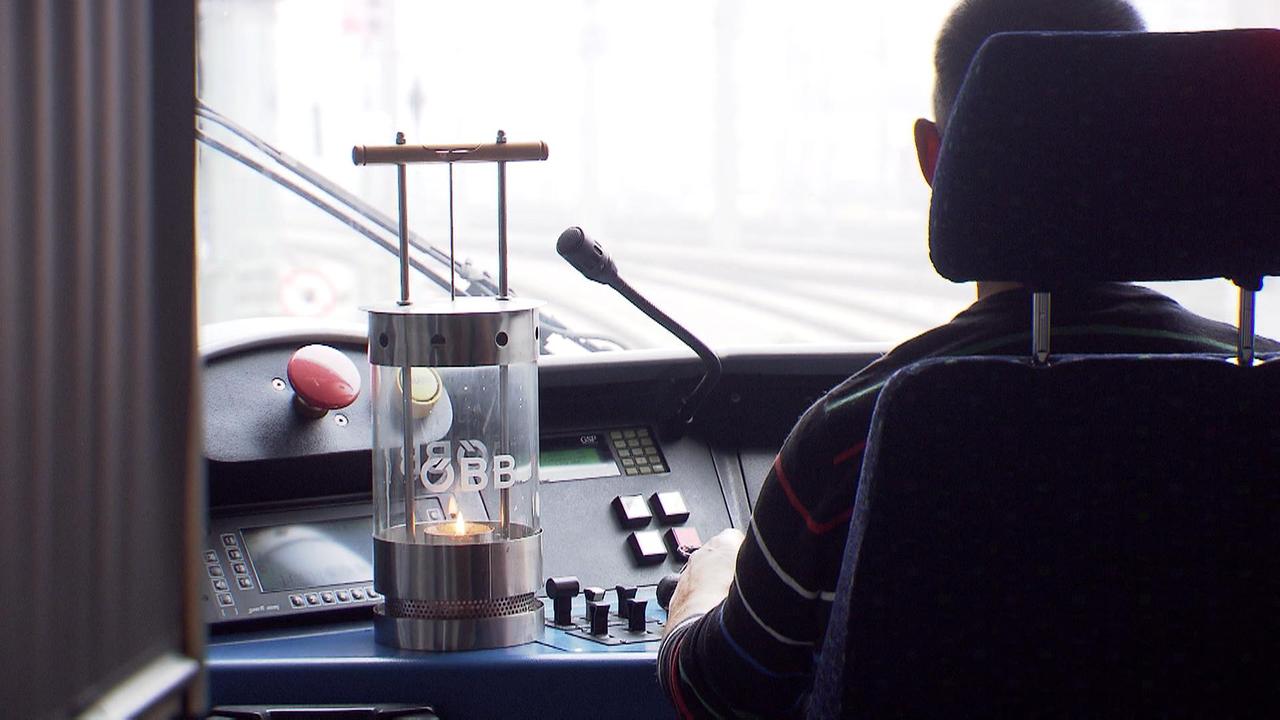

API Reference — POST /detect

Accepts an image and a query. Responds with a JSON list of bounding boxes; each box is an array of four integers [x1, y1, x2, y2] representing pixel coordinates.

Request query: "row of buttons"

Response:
[[288, 586, 379, 608], [612, 491, 689, 528], [208, 533, 255, 609], [608, 428, 666, 475], [627, 526, 702, 564]]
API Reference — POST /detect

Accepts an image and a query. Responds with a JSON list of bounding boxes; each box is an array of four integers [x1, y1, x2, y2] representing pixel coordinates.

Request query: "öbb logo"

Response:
[[421, 439, 520, 492]]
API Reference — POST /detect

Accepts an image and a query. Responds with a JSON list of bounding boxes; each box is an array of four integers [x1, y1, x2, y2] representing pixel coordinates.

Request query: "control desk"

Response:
[[202, 327, 876, 718]]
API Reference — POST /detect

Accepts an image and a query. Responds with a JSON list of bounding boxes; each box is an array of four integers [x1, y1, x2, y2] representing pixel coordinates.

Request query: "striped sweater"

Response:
[[658, 284, 1276, 718]]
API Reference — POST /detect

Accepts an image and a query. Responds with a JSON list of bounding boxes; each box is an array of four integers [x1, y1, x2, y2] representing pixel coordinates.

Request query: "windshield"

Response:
[[197, 0, 1280, 352]]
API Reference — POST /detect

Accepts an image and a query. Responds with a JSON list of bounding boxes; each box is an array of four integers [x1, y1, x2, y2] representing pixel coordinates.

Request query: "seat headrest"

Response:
[[929, 30, 1280, 289]]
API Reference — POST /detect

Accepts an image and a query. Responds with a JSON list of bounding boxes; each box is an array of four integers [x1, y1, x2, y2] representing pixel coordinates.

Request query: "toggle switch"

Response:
[[546, 576, 580, 626], [588, 601, 610, 636], [627, 598, 649, 633], [651, 491, 690, 524], [615, 585, 638, 618], [583, 586, 606, 603]]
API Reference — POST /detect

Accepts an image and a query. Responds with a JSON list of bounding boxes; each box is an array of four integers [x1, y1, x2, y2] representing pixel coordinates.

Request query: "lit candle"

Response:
[[422, 508, 492, 540]]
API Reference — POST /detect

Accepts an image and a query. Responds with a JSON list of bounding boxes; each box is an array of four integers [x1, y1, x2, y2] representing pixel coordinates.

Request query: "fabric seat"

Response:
[[808, 28, 1280, 719], [810, 355, 1280, 717]]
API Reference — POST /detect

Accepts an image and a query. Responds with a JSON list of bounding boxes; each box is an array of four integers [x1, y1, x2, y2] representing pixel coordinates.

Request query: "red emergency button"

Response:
[[287, 344, 361, 416]]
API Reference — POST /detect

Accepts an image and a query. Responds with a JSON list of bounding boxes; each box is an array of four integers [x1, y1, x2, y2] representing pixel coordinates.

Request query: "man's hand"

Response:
[[664, 528, 745, 635]]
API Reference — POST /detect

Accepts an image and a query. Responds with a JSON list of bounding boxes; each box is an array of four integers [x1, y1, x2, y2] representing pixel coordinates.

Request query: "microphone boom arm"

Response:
[[610, 275, 722, 433], [556, 227, 723, 436]]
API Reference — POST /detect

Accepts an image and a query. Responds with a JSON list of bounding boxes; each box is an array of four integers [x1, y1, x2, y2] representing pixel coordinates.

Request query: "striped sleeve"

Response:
[[658, 399, 873, 718]]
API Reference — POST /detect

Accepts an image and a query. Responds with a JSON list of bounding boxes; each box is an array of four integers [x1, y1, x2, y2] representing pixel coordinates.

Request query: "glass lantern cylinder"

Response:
[[367, 296, 542, 650]]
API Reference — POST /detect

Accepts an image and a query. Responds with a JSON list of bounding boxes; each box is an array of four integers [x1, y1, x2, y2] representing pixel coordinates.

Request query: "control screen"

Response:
[[541, 432, 620, 482], [241, 516, 373, 592]]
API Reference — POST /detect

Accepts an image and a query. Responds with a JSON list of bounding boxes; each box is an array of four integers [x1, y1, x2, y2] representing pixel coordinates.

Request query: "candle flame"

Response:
[[455, 508, 465, 535]]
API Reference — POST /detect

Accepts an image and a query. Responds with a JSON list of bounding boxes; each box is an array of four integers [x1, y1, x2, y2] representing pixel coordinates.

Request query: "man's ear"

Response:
[[913, 118, 941, 187]]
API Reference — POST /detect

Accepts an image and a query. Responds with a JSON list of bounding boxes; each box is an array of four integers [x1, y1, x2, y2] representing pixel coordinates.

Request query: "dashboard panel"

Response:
[[202, 327, 878, 717]]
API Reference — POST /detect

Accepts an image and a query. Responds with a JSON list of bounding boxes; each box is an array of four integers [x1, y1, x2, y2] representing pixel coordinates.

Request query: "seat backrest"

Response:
[[928, 29, 1280, 289], [810, 355, 1280, 717]]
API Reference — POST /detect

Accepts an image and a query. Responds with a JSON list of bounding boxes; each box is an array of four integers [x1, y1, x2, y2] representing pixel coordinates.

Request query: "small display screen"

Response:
[[541, 432, 620, 482], [241, 516, 373, 593]]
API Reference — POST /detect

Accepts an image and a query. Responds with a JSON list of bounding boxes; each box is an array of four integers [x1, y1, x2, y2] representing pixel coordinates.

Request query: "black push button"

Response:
[[321, 591, 335, 604], [627, 530, 666, 565], [217, 593, 234, 607], [615, 585, 638, 618], [211, 578, 228, 592], [583, 586, 606, 602], [203, 550, 217, 563], [588, 601, 610, 636], [651, 491, 690, 524], [546, 576, 581, 626], [627, 598, 649, 632], [289, 594, 305, 608], [337, 589, 351, 603], [656, 573, 681, 610], [237, 576, 254, 590], [306, 593, 320, 605], [612, 494, 652, 528], [351, 588, 366, 600]]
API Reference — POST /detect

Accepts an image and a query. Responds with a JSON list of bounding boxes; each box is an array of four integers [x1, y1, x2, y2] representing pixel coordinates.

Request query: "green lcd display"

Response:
[[540, 433, 620, 482]]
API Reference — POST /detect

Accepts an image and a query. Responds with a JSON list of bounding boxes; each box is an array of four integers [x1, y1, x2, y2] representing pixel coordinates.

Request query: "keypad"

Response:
[[608, 427, 667, 476]]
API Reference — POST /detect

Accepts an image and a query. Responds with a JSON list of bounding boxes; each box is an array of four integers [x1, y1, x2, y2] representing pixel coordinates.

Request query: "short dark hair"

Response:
[[933, 0, 1146, 125]]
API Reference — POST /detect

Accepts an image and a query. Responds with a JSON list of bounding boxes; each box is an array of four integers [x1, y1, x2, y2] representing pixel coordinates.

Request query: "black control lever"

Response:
[[615, 584, 638, 618], [546, 576, 580, 626], [557, 227, 723, 437], [656, 573, 681, 611]]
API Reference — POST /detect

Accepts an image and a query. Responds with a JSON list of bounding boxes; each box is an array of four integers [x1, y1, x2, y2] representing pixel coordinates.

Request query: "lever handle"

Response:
[[656, 573, 681, 611]]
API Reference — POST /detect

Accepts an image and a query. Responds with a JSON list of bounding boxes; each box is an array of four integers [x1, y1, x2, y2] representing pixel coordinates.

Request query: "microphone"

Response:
[[557, 227, 722, 436]]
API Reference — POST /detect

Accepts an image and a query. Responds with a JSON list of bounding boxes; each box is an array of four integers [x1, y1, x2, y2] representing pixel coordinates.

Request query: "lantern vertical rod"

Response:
[[496, 130, 513, 533], [497, 129, 509, 300], [401, 330, 416, 541], [395, 132, 410, 306], [393, 133, 416, 540], [499, 367, 510, 536], [448, 163, 456, 300]]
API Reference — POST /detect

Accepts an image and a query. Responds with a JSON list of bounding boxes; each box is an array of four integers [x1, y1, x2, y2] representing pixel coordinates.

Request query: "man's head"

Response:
[[915, 0, 1146, 185]]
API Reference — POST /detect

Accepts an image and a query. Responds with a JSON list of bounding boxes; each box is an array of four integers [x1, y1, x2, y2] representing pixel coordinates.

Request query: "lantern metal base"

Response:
[[373, 601, 544, 651], [372, 529, 543, 651]]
